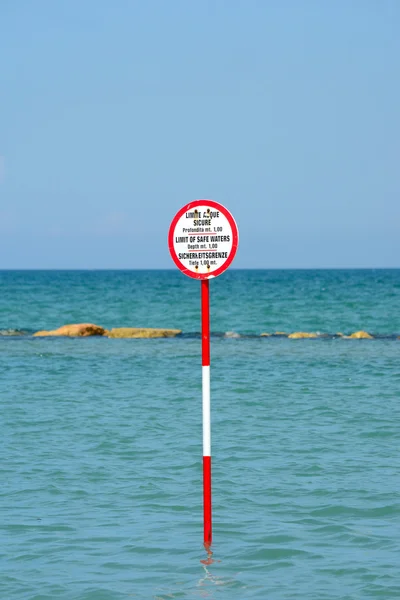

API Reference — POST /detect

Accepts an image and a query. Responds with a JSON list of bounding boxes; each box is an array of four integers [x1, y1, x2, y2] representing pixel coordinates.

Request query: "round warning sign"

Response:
[[168, 200, 239, 279]]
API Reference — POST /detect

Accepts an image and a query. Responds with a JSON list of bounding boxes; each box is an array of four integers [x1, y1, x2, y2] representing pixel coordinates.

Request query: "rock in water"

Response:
[[0, 329, 27, 336], [107, 328, 181, 338], [33, 323, 106, 337], [348, 330, 373, 339], [288, 332, 318, 339]]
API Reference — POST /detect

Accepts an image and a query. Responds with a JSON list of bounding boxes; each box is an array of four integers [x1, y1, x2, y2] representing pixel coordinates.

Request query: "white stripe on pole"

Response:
[[202, 365, 211, 457]]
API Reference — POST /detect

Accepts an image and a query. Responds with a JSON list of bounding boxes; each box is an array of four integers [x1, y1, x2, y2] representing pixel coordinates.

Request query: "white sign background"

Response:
[[168, 201, 238, 279]]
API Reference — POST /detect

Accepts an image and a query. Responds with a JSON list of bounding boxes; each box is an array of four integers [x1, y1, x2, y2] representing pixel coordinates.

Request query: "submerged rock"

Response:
[[260, 332, 271, 337], [288, 332, 318, 339], [33, 323, 106, 337], [0, 329, 27, 336], [348, 330, 373, 339], [107, 327, 181, 338]]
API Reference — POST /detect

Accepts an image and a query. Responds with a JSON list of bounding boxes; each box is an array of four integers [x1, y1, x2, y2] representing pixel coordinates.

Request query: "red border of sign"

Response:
[[168, 200, 239, 279]]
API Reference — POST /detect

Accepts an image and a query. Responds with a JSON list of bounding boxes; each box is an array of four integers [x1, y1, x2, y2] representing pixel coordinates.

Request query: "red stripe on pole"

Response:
[[203, 456, 212, 546], [201, 279, 212, 547], [201, 279, 210, 366]]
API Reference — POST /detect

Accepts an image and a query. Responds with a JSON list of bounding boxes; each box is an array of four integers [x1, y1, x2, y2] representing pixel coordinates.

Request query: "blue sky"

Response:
[[1, 1, 399, 268]]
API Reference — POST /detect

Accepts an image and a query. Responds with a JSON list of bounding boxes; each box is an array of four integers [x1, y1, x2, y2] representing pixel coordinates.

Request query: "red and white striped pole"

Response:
[[201, 278, 212, 547], [168, 199, 238, 548]]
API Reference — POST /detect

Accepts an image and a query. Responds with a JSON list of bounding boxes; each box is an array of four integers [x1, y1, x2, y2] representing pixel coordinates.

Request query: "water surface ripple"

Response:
[[1, 270, 400, 599]]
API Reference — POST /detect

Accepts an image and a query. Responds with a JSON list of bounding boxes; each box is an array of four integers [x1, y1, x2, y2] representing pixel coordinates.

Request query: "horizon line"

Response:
[[1, 267, 400, 272]]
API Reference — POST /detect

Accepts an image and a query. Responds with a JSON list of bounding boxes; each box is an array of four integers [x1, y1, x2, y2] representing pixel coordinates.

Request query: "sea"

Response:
[[1, 269, 400, 600]]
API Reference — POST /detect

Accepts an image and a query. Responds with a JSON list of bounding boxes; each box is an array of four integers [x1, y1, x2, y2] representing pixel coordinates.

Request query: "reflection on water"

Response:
[[197, 564, 237, 591], [153, 546, 242, 599], [196, 546, 244, 598]]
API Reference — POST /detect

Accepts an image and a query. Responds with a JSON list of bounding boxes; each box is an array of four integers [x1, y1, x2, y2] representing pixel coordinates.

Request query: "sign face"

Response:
[[168, 200, 239, 279]]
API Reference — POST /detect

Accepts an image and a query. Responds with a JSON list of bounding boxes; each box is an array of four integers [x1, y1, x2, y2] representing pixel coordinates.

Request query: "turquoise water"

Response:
[[1, 270, 400, 599]]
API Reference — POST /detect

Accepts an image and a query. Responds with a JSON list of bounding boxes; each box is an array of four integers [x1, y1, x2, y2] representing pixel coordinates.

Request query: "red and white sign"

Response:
[[168, 200, 239, 279], [168, 199, 239, 548]]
